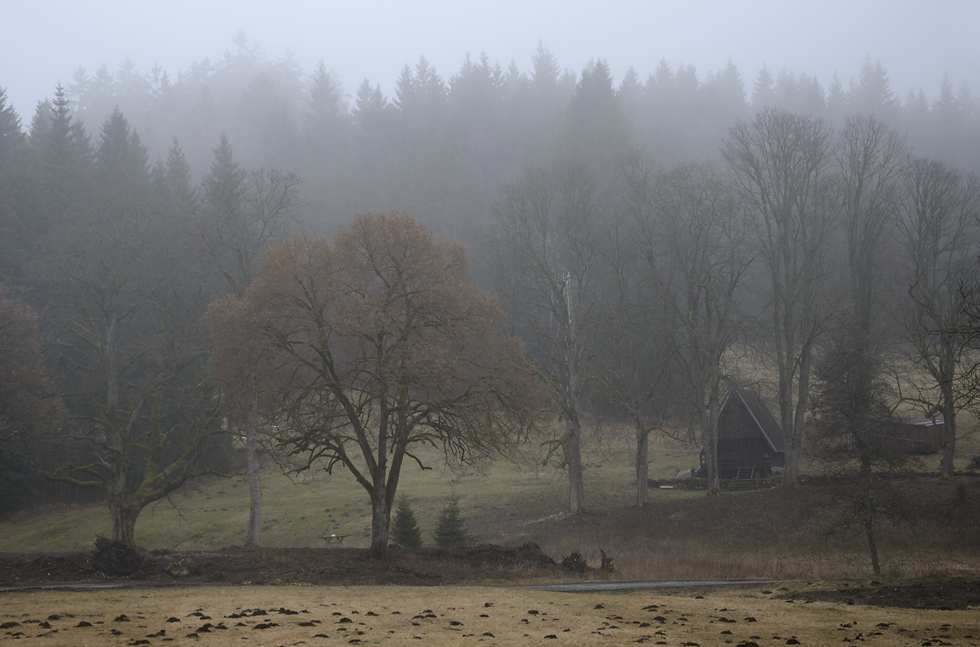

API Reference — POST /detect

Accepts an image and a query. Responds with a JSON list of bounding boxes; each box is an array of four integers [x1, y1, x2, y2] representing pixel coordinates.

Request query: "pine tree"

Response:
[[95, 107, 149, 190], [390, 498, 423, 548], [560, 58, 630, 177], [434, 495, 468, 548], [304, 61, 347, 153], [0, 87, 28, 279], [160, 137, 198, 217], [751, 64, 775, 109], [28, 84, 92, 236]]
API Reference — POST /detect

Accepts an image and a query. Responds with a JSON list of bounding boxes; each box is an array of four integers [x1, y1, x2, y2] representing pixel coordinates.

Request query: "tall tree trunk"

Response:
[[244, 419, 262, 547], [566, 421, 585, 514], [702, 388, 721, 493], [789, 347, 814, 486], [780, 364, 800, 486], [368, 427, 390, 558], [368, 482, 389, 558], [108, 495, 140, 547], [861, 457, 880, 575], [635, 424, 649, 506], [941, 381, 957, 479], [782, 443, 799, 486]]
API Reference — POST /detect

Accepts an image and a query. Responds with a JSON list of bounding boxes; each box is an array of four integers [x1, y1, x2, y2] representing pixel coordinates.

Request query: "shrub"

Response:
[[390, 498, 424, 548], [92, 536, 144, 576], [434, 494, 468, 548]]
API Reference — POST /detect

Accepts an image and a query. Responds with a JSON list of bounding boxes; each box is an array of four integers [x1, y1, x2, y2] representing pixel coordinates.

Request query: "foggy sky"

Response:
[[2, 0, 979, 119]]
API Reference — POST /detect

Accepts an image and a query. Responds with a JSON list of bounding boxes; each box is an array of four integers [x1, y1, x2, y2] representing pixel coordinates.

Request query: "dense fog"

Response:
[[7, 40, 979, 247], [2, 35, 980, 553]]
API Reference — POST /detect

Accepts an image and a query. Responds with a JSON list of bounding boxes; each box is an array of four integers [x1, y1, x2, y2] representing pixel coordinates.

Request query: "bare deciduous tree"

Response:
[[199, 135, 301, 546], [897, 157, 980, 479], [223, 213, 547, 557], [204, 296, 278, 547], [723, 108, 835, 486], [594, 151, 675, 506], [44, 190, 222, 547], [490, 160, 600, 513], [834, 113, 907, 339], [655, 162, 750, 492]]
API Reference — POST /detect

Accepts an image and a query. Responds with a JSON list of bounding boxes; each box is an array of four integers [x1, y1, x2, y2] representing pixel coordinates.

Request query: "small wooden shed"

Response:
[[701, 388, 785, 479], [876, 418, 944, 454]]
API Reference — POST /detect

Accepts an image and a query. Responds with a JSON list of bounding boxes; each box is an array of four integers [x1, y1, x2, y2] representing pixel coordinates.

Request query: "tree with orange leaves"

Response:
[[212, 211, 549, 557]]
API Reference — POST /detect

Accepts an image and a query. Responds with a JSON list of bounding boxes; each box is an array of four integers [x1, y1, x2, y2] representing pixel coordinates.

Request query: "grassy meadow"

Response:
[[0, 426, 700, 553], [2, 420, 979, 583]]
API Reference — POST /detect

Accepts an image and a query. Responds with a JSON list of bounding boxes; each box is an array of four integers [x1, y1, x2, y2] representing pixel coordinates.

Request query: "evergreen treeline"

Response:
[[9, 38, 979, 248]]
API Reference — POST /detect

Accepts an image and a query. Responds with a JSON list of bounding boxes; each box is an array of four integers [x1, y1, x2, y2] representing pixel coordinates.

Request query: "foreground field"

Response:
[[2, 583, 978, 646]]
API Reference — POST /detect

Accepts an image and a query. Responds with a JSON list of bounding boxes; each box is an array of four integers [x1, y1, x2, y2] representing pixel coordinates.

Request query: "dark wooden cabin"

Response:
[[876, 418, 944, 454], [701, 388, 785, 479]]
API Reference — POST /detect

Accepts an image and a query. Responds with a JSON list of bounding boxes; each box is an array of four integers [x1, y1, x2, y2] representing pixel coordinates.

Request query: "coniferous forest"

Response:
[[2, 38, 980, 559]]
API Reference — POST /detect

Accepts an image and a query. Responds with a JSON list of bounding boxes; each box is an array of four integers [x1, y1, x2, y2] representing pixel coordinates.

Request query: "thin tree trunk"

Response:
[[703, 390, 721, 493], [941, 376, 957, 479], [789, 346, 814, 486], [861, 457, 880, 575], [566, 421, 585, 514], [780, 367, 800, 486], [245, 421, 262, 547], [635, 424, 649, 506]]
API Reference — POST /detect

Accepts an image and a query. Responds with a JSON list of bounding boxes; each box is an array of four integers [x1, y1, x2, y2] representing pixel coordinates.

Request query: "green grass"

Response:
[[0, 425, 701, 553], [4, 420, 975, 577]]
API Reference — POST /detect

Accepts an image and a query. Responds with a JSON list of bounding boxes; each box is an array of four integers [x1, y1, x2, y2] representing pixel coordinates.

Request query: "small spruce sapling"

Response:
[[390, 498, 424, 548], [434, 494, 468, 548]]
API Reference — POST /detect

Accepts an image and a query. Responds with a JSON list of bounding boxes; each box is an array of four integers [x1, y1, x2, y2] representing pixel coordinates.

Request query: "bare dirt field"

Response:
[[2, 545, 980, 646], [2, 581, 979, 647]]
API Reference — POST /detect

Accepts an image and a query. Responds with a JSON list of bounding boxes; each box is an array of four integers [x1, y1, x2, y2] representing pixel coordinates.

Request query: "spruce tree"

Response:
[[434, 495, 468, 548], [0, 87, 28, 279], [390, 498, 423, 548], [95, 107, 148, 189]]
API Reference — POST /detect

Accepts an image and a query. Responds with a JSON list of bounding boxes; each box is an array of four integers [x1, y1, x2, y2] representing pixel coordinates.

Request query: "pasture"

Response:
[[2, 429, 980, 583], [2, 583, 978, 646]]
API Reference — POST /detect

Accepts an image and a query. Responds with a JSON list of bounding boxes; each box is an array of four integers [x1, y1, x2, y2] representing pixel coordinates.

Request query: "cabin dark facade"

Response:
[[701, 388, 785, 479]]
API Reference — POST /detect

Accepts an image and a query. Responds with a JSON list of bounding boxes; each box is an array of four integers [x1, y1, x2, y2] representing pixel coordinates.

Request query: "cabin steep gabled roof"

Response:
[[718, 387, 785, 453]]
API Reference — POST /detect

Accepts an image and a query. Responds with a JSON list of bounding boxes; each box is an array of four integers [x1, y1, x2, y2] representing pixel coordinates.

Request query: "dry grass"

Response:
[[1, 584, 978, 646], [520, 472, 980, 582], [2, 422, 979, 584]]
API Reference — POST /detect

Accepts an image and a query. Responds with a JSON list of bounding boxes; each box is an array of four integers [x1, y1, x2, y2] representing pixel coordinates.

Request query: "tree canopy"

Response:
[[214, 211, 549, 556]]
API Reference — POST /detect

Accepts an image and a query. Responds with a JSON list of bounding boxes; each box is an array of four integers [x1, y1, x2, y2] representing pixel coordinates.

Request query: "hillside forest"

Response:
[[2, 39, 980, 564]]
